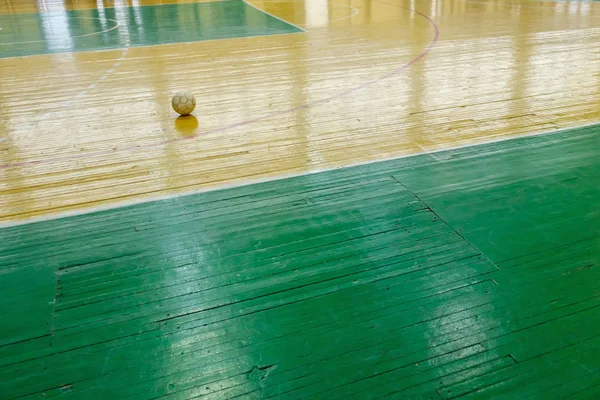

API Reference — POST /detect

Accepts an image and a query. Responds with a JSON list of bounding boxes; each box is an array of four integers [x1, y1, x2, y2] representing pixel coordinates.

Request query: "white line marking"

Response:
[[242, 0, 307, 32], [3, 31, 304, 60], [1, 121, 598, 229], [255, 0, 359, 25], [329, 4, 360, 23], [0, 17, 119, 46], [416, 144, 442, 162], [37, 46, 129, 121]]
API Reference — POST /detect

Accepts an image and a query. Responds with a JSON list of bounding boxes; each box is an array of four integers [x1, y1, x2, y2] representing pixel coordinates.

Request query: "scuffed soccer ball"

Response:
[[171, 91, 196, 116]]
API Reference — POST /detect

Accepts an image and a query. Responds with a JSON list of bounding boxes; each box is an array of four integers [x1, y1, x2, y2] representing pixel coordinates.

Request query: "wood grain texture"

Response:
[[1, 124, 599, 399], [1, 0, 599, 222]]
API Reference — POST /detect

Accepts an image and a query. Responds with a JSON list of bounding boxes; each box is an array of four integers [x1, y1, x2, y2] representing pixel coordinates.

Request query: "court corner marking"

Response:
[[242, 0, 307, 32]]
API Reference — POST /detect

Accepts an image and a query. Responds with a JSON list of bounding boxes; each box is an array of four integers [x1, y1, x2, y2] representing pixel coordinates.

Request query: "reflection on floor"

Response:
[[2, 0, 600, 397], [0, 1, 302, 57], [1, 0, 599, 222], [2, 124, 600, 398]]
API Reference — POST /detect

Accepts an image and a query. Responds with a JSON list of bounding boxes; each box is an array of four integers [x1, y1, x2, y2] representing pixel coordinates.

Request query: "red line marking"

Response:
[[1, 2, 439, 170]]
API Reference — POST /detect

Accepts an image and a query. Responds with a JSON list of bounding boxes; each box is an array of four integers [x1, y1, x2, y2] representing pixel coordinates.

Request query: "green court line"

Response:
[[0, 0, 303, 58], [1, 123, 600, 398]]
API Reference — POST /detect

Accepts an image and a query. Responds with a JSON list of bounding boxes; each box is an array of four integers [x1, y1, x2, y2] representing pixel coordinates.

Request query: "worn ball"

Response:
[[172, 91, 196, 116]]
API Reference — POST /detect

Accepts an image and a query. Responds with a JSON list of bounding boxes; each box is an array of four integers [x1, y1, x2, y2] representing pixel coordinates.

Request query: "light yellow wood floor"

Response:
[[1, 0, 599, 223]]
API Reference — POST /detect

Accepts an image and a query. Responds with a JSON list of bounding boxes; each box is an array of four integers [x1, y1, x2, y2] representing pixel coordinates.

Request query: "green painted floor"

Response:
[[2, 124, 600, 399], [0, 1, 302, 58]]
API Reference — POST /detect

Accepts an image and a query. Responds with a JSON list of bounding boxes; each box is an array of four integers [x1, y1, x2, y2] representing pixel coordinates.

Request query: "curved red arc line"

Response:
[[1, 2, 439, 170]]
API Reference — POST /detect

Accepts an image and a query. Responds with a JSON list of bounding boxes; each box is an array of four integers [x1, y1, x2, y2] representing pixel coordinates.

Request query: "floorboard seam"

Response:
[[391, 176, 502, 273]]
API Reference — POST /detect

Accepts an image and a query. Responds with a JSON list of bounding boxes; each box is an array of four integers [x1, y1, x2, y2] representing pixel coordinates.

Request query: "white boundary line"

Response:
[[253, 0, 360, 25], [0, 0, 306, 60], [0, 0, 238, 17], [1, 121, 598, 229], [1, 31, 305, 61], [329, 4, 360, 23], [0, 17, 120, 46], [37, 47, 129, 122], [242, 0, 307, 32]]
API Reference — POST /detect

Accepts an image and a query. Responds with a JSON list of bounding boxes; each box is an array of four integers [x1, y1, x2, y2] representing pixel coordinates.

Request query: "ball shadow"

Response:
[[174, 115, 199, 137]]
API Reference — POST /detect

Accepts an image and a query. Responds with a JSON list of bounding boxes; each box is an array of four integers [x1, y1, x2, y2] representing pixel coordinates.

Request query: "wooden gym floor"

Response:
[[1, 0, 600, 398]]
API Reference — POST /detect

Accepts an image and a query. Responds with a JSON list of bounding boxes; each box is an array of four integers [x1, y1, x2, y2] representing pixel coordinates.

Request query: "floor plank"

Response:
[[1, 124, 600, 398], [1, 0, 599, 222]]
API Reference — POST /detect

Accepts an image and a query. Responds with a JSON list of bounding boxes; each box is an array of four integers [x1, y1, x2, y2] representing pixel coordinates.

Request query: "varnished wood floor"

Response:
[[2, 1, 600, 399], [1, 0, 599, 223], [2, 123, 600, 399]]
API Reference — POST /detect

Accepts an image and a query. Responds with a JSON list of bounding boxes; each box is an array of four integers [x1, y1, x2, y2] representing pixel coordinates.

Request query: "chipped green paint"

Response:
[[1, 124, 600, 398], [0, 1, 303, 58]]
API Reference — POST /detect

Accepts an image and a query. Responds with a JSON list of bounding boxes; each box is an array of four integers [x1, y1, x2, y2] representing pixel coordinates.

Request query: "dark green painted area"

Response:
[[2, 124, 600, 398], [0, 1, 302, 58]]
